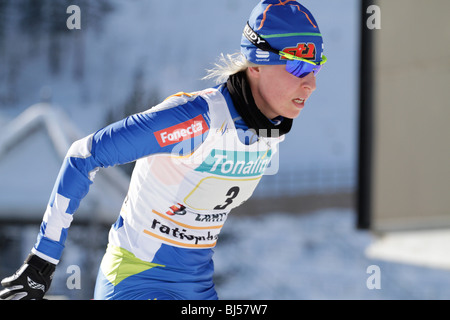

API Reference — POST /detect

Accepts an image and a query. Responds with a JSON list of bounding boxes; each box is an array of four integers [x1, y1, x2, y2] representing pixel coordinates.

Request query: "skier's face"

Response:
[[246, 64, 316, 120]]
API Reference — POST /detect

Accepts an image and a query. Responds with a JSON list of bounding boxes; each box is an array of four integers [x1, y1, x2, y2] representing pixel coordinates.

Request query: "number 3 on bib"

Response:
[[183, 176, 261, 211], [214, 186, 240, 210]]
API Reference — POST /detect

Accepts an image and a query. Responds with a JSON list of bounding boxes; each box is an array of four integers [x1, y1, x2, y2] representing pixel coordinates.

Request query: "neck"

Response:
[[225, 71, 292, 137], [245, 69, 278, 120]]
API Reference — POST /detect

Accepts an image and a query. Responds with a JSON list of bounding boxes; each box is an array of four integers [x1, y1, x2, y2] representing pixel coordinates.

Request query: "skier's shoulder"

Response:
[[150, 87, 224, 111], [139, 86, 229, 128]]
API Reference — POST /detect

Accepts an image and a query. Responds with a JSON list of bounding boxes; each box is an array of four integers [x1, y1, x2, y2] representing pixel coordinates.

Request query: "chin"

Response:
[[285, 109, 302, 119]]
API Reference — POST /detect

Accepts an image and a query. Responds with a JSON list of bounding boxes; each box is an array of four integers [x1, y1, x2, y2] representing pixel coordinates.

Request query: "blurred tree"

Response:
[[48, 0, 69, 75], [0, 0, 115, 109], [104, 67, 161, 176], [0, 0, 10, 50]]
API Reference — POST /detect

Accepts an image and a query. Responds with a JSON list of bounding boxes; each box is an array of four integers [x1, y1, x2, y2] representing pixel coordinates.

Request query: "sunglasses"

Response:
[[243, 22, 327, 78]]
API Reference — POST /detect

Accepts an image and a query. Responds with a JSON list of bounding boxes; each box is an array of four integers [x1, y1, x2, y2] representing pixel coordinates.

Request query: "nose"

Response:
[[301, 72, 317, 93]]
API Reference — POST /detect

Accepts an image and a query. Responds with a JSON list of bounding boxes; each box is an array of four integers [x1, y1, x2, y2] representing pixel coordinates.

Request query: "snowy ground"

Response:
[[213, 209, 450, 300]]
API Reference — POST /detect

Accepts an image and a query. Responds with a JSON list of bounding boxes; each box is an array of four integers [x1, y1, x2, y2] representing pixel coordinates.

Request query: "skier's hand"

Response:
[[0, 253, 56, 300]]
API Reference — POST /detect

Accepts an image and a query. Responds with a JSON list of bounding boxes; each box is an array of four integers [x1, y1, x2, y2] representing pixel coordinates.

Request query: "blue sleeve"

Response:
[[33, 95, 211, 262]]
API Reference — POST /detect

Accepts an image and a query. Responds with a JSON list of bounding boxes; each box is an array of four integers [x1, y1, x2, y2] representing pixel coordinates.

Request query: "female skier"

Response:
[[0, 0, 325, 300]]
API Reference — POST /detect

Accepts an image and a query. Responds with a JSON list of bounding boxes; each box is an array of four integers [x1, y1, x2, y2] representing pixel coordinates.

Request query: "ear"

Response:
[[246, 66, 261, 79]]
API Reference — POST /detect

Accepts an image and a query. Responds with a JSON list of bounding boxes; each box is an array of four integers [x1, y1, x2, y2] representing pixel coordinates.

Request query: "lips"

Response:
[[292, 98, 306, 109]]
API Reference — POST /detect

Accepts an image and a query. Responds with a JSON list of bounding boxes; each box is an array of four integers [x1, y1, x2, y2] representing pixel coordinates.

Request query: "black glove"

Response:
[[0, 253, 56, 300]]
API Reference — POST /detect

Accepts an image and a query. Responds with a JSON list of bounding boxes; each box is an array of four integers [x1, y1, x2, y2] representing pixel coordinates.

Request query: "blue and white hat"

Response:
[[241, 0, 324, 65]]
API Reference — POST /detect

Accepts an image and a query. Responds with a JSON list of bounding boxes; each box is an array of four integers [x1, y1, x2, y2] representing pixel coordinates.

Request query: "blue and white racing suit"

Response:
[[31, 84, 284, 300]]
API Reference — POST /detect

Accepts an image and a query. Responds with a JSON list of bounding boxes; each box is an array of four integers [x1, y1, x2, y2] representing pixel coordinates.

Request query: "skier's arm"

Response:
[[35, 94, 211, 263], [0, 93, 210, 299]]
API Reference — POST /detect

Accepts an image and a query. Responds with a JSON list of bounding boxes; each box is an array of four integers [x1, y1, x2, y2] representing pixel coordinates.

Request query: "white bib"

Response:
[[121, 88, 284, 249]]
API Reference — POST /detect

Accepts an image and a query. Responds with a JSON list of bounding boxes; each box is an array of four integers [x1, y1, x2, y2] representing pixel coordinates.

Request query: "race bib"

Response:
[[184, 176, 261, 211]]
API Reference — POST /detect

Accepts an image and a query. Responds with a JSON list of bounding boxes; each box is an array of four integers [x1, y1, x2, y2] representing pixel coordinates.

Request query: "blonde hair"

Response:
[[203, 52, 259, 84]]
